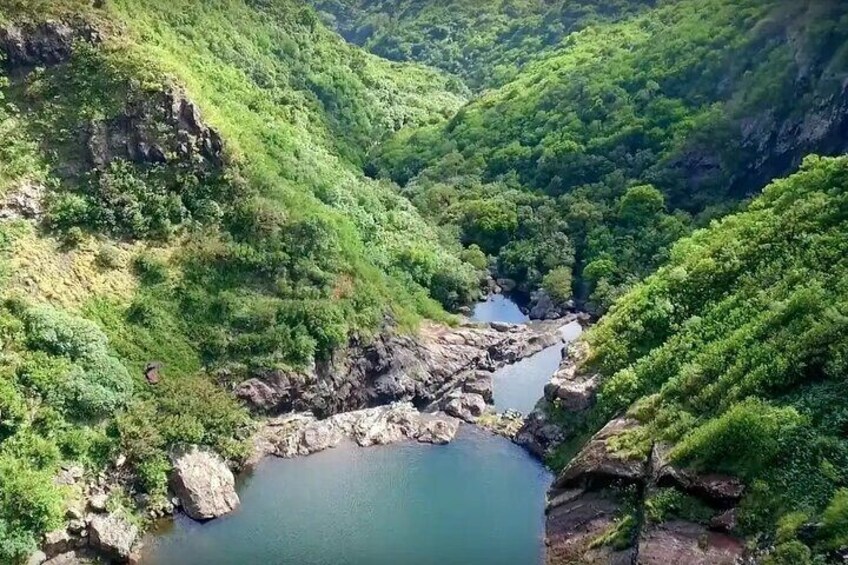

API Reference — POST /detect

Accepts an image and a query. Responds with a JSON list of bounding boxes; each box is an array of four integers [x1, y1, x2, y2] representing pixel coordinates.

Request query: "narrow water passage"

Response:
[[143, 297, 565, 565]]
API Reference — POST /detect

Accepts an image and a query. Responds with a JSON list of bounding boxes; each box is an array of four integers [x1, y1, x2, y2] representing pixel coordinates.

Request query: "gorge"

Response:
[[142, 296, 579, 565]]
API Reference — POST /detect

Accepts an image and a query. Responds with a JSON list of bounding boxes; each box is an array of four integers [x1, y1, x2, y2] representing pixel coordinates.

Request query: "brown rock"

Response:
[[709, 509, 738, 533], [554, 418, 648, 489], [638, 520, 744, 565]]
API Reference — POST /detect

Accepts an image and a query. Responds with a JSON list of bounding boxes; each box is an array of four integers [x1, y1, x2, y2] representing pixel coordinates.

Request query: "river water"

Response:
[[143, 297, 579, 565]]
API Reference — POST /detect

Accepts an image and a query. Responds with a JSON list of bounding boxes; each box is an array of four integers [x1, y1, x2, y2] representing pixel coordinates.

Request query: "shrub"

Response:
[[132, 252, 169, 285], [96, 244, 124, 269], [542, 266, 573, 304], [24, 306, 109, 360], [820, 488, 848, 550]]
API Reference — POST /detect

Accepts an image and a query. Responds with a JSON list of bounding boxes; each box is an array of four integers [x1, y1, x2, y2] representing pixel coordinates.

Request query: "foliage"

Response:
[[370, 0, 848, 309], [580, 156, 848, 551], [311, 0, 652, 90]]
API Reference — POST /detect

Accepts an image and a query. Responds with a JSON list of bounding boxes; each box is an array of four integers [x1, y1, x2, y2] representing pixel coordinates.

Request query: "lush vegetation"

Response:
[[2, 0, 848, 561], [369, 0, 848, 310], [0, 0, 485, 557], [578, 155, 848, 559], [310, 0, 652, 90]]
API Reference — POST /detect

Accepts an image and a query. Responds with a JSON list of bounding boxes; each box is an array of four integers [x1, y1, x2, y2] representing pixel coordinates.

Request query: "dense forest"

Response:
[[1, 0, 848, 563], [366, 0, 848, 311]]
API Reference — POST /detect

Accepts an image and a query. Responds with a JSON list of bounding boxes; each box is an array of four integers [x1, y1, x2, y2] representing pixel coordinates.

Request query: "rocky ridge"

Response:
[[518, 340, 750, 564], [236, 319, 569, 418]]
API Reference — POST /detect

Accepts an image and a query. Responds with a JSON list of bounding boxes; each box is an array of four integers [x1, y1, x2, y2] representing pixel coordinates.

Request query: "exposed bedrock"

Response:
[[236, 320, 570, 419]]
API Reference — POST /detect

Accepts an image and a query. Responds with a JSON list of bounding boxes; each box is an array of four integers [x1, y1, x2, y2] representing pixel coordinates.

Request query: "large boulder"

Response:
[[170, 446, 240, 521], [88, 514, 138, 561], [443, 392, 487, 423], [554, 418, 648, 490]]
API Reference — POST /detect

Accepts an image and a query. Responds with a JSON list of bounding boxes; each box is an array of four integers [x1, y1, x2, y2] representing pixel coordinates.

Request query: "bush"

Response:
[[820, 489, 848, 550], [24, 306, 109, 361], [459, 244, 488, 270], [96, 244, 124, 269], [542, 266, 573, 304], [132, 252, 169, 285]]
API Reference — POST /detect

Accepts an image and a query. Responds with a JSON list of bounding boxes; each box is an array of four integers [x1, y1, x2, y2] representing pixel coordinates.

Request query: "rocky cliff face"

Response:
[[236, 320, 568, 418], [522, 342, 750, 564]]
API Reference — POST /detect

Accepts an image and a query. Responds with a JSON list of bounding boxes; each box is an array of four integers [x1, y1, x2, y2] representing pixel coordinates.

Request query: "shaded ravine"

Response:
[[143, 297, 578, 564]]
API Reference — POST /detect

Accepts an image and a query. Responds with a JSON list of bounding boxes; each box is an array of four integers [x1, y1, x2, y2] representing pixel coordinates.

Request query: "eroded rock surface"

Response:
[[237, 320, 567, 418], [638, 520, 744, 565], [170, 446, 240, 521], [254, 402, 460, 459]]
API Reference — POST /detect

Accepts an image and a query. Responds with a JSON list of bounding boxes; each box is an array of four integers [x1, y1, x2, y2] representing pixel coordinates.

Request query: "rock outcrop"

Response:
[[515, 340, 595, 458], [87, 513, 138, 561], [169, 446, 240, 521], [253, 402, 460, 460], [543, 414, 748, 564], [0, 21, 100, 69], [638, 520, 745, 565], [237, 320, 567, 418]]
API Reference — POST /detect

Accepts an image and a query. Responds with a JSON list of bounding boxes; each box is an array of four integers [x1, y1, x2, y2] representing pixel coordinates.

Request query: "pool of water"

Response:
[[471, 294, 529, 324], [143, 427, 551, 565], [143, 297, 571, 565]]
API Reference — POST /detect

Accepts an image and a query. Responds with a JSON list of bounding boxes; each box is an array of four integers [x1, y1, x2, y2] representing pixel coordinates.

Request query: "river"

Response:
[[143, 296, 579, 565]]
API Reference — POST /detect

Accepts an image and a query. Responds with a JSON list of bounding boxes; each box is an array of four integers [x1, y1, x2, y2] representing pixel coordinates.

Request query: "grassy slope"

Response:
[[0, 0, 480, 560], [574, 155, 848, 558]]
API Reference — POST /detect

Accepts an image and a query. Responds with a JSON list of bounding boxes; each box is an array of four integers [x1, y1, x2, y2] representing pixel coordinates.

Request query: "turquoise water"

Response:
[[143, 298, 563, 565], [144, 427, 551, 565]]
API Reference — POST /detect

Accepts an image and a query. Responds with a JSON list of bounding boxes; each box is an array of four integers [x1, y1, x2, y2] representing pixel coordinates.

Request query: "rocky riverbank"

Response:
[[511, 338, 750, 564]]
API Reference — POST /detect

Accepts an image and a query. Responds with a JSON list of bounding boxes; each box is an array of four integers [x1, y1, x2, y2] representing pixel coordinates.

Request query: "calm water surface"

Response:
[[143, 297, 570, 565], [471, 294, 529, 324], [144, 428, 550, 565]]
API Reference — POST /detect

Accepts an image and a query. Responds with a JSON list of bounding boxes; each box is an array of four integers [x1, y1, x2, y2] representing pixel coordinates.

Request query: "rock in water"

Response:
[[88, 514, 138, 561], [170, 446, 240, 521], [444, 392, 487, 423]]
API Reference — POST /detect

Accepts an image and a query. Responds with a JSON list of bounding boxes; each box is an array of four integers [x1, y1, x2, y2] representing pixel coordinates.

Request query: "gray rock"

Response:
[[43, 529, 72, 558], [0, 180, 44, 221], [42, 551, 91, 565], [170, 446, 240, 521], [87, 493, 108, 513], [88, 514, 138, 561], [27, 550, 47, 565], [417, 416, 460, 445], [238, 320, 566, 417], [444, 392, 487, 423], [529, 289, 563, 320], [462, 373, 493, 403], [255, 403, 459, 459]]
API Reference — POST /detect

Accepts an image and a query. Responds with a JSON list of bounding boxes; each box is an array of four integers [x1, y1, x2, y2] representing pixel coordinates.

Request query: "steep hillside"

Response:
[[0, 0, 478, 559], [539, 154, 848, 563], [310, 0, 652, 90], [371, 0, 848, 311]]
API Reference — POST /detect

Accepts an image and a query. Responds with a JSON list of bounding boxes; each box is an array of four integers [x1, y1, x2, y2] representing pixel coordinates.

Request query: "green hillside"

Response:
[[566, 154, 848, 561], [371, 0, 848, 310], [0, 0, 478, 558], [310, 0, 652, 90]]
